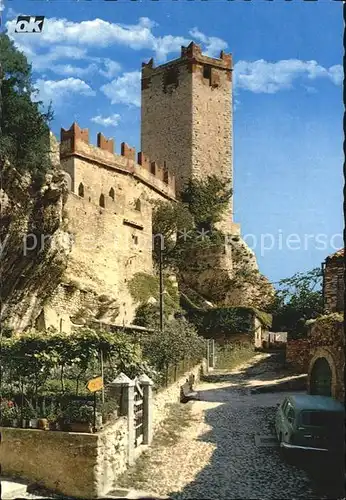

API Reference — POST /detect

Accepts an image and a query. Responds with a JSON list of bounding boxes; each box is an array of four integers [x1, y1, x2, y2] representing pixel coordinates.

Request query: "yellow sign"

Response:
[[86, 376, 103, 393]]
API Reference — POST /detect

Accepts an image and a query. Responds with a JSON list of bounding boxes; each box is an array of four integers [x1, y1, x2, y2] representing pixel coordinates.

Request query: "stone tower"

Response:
[[141, 42, 234, 233]]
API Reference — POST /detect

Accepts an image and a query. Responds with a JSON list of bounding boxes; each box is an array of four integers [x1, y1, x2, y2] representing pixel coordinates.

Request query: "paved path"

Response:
[[116, 353, 342, 500]]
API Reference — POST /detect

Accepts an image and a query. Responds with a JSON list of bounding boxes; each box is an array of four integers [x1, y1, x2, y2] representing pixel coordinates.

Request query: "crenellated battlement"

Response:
[[141, 41, 232, 79], [60, 122, 175, 197]]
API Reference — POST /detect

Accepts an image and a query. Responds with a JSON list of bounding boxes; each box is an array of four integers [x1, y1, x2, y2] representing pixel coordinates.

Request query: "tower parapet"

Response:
[[60, 122, 175, 198]]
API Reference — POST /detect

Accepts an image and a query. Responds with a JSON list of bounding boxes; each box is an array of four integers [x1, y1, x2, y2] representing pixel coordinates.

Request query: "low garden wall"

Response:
[[153, 360, 207, 430], [0, 426, 98, 497], [0, 417, 128, 498], [0, 361, 206, 498]]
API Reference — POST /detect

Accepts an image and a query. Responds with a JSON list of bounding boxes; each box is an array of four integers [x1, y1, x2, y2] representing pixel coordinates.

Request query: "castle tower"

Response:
[[141, 42, 234, 231]]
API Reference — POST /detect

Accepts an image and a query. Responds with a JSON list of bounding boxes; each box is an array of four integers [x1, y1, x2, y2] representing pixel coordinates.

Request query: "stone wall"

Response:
[[286, 339, 310, 372], [0, 427, 98, 498], [286, 314, 344, 401], [323, 250, 344, 313], [307, 314, 344, 401], [95, 417, 128, 497], [37, 123, 178, 331], [0, 418, 128, 499], [152, 360, 207, 430]]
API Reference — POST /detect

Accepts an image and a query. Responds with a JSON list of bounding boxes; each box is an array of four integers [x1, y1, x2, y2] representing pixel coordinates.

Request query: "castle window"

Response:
[[135, 199, 141, 211], [109, 187, 115, 201], [132, 234, 139, 245], [163, 67, 179, 92], [78, 183, 84, 198], [99, 194, 105, 208], [203, 65, 211, 80]]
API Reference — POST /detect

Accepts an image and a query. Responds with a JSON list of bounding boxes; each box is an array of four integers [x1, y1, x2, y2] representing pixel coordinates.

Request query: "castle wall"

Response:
[[42, 124, 177, 330]]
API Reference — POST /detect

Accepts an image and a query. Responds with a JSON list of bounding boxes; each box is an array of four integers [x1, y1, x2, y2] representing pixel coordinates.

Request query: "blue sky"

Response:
[[2, 1, 343, 284]]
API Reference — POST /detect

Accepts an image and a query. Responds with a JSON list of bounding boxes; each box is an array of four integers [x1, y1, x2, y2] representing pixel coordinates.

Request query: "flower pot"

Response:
[[69, 422, 93, 433], [38, 418, 49, 430], [29, 419, 38, 429], [12, 419, 18, 428], [21, 419, 28, 428]]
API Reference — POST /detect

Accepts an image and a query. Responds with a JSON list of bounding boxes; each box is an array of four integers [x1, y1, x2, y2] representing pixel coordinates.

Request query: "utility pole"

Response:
[[159, 243, 164, 331]]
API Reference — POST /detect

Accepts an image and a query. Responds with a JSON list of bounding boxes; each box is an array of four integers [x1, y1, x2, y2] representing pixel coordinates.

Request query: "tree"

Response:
[[269, 267, 323, 338], [181, 175, 232, 232], [152, 175, 232, 272], [0, 33, 53, 179]]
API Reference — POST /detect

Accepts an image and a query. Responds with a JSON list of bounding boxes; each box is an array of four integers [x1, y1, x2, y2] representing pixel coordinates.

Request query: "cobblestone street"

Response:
[[116, 353, 344, 500]]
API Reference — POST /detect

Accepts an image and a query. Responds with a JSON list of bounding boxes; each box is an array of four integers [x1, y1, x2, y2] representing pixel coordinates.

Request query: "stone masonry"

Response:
[[323, 248, 344, 313], [141, 42, 235, 234], [43, 123, 176, 330]]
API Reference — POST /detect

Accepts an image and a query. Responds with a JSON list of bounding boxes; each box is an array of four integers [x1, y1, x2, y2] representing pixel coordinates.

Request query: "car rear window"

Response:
[[301, 411, 343, 427]]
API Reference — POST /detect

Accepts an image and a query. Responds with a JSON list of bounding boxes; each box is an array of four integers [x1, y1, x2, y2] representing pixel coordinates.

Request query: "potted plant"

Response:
[[63, 402, 94, 433], [22, 404, 37, 428], [0, 399, 18, 427], [47, 410, 59, 431], [37, 408, 49, 430]]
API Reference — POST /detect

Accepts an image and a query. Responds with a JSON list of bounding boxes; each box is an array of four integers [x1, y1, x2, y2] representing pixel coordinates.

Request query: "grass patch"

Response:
[[215, 343, 256, 370], [117, 402, 196, 489]]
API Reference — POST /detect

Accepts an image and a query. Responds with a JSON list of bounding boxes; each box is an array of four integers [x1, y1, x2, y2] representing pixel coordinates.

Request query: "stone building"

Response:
[[33, 42, 272, 333], [307, 248, 345, 401], [141, 42, 236, 234], [38, 123, 176, 331], [286, 248, 344, 402]]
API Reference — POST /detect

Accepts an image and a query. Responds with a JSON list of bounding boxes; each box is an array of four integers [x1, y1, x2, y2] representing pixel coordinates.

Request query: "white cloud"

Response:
[[99, 59, 122, 79], [34, 77, 96, 107], [234, 59, 343, 94], [51, 63, 100, 78], [101, 71, 141, 107], [91, 114, 121, 127], [328, 65, 343, 86], [5, 15, 225, 64], [189, 27, 228, 58]]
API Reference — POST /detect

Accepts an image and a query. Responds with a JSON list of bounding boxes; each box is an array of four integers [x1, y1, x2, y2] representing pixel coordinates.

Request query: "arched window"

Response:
[[78, 183, 84, 198], [99, 194, 105, 208], [135, 199, 141, 211], [109, 187, 115, 201]]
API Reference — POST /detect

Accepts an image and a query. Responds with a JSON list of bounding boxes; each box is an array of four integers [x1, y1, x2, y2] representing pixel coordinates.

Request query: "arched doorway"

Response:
[[310, 357, 332, 396]]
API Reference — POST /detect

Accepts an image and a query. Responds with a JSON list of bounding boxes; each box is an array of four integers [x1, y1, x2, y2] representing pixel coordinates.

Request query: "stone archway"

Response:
[[308, 348, 337, 397]]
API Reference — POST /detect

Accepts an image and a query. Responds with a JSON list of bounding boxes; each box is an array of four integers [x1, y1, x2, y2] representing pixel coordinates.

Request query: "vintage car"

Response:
[[275, 394, 344, 453]]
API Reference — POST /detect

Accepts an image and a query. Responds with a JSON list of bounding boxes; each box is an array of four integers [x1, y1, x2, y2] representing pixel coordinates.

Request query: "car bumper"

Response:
[[280, 442, 328, 452]]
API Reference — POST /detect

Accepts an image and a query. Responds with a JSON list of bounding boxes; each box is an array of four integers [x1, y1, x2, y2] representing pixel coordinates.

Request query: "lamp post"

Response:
[[159, 243, 164, 332]]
